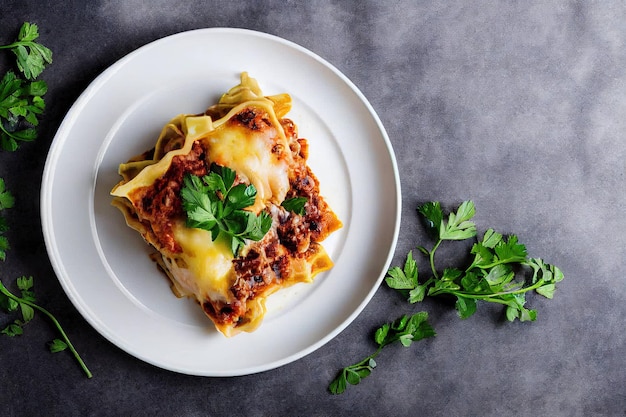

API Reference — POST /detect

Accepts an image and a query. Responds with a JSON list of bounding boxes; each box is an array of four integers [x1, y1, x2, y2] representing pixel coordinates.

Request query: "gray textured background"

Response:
[[1, 1, 625, 416]]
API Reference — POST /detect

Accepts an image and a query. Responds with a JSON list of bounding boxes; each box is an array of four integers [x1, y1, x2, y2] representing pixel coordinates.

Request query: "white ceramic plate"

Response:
[[41, 28, 400, 376]]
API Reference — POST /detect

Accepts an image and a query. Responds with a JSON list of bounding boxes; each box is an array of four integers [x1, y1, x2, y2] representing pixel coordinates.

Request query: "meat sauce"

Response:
[[131, 141, 209, 253], [131, 108, 333, 327]]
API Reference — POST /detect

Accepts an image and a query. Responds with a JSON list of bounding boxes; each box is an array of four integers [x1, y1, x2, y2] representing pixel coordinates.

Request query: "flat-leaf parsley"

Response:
[[0, 177, 91, 377], [180, 164, 272, 256], [0, 276, 92, 377], [329, 312, 435, 394], [0, 22, 53, 80], [386, 201, 564, 321], [0, 22, 51, 151]]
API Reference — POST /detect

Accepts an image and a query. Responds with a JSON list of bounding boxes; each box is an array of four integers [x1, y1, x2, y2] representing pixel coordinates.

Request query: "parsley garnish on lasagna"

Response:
[[110, 73, 342, 337]]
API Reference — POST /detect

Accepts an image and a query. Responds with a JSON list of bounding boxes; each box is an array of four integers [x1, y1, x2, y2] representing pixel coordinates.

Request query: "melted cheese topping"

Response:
[[110, 73, 341, 337], [170, 220, 234, 302], [204, 122, 289, 213], [112, 105, 291, 214]]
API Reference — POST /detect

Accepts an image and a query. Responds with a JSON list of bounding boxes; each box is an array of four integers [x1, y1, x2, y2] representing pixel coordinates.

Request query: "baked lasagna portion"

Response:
[[110, 73, 342, 337]]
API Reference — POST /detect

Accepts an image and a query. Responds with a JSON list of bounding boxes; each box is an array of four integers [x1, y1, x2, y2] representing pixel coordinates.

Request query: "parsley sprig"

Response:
[[0, 22, 52, 81], [0, 180, 91, 377], [0, 22, 51, 151], [0, 277, 92, 377], [329, 312, 435, 394], [0, 276, 34, 335], [329, 200, 564, 395], [281, 196, 307, 215], [0, 71, 47, 151], [181, 165, 272, 256], [386, 201, 564, 321]]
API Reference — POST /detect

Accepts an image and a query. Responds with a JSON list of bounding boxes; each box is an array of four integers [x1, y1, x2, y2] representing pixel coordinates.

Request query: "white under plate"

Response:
[[41, 28, 400, 376]]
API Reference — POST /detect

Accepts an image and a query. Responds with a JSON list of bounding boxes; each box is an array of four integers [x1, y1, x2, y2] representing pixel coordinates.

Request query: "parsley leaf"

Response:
[[0, 178, 15, 210], [418, 200, 477, 242], [48, 338, 68, 353], [0, 22, 53, 80], [387, 201, 564, 322], [385, 250, 418, 290], [0, 71, 47, 151], [329, 312, 435, 394], [281, 197, 307, 215], [181, 165, 272, 256]]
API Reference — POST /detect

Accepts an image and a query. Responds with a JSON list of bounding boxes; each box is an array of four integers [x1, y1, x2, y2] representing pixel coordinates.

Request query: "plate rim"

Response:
[[40, 27, 402, 376]]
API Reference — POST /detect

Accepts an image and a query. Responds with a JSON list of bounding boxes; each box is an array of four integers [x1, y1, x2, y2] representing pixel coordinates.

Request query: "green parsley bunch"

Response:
[[386, 201, 564, 321], [0, 22, 52, 151], [330, 200, 563, 395]]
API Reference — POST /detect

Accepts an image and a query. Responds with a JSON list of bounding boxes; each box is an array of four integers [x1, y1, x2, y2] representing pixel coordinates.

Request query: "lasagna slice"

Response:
[[111, 73, 342, 337]]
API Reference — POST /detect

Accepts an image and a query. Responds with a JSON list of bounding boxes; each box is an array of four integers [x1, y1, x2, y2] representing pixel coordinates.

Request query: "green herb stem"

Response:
[[459, 279, 546, 300], [0, 282, 92, 378], [337, 346, 381, 382], [0, 123, 19, 141], [466, 258, 526, 272], [428, 240, 442, 279], [329, 312, 435, 394]]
